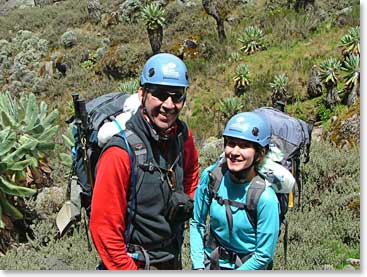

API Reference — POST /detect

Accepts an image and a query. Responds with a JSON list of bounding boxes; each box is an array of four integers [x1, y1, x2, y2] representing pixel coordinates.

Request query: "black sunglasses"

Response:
[[145, 85, 186, 103]]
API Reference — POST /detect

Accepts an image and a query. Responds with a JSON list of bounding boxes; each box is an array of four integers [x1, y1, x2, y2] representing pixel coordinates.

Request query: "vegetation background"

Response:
[[0, 0, 361, 271]]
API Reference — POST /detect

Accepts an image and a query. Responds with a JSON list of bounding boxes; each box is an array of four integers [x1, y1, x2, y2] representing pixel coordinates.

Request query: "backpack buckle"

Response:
[[166, 168, 177, 191], [218, 246, 236, 262]]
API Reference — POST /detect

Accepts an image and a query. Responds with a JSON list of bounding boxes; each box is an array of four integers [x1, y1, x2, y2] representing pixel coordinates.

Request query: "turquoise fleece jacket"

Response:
[[190, 163, 280, 270]]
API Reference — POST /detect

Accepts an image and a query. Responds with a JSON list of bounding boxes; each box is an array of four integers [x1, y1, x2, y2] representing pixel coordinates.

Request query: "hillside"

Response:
[[0, 0, 360, 270]]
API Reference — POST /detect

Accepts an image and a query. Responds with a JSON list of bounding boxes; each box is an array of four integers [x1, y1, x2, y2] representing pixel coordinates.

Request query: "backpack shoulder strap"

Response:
[[124, 129, 147, 169], [207, 160, 227, 206], [177, 119, 189, 142], [100, 129, 147, 243], [246, 176, 266, 230], [175, 120, 189, 166]]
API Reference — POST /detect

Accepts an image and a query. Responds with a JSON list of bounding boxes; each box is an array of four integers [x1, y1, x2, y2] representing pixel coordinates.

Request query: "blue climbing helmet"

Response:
[[223, 112, 271, 147], [140, 53, 189, 88]]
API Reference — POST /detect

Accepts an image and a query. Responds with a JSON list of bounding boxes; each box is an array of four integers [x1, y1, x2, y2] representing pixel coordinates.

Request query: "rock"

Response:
[[311, 126, 323, 142], [202, 137, 223, 151], [336, 6, 353, 16], [46, 256, 70, 270], [307, 65, 322, 98], [35, 187, 65, 215], [326, 101, 360, 148], [226, 15, 239, 25]]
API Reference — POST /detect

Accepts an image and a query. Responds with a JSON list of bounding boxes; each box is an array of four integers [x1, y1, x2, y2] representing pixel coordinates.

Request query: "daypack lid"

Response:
[[86, 92, 130, 131], [254, 107, 311, 161]]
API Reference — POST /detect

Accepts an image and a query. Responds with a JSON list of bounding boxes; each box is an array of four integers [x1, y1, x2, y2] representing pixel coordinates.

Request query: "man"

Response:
[[89, 53, 199, 270]]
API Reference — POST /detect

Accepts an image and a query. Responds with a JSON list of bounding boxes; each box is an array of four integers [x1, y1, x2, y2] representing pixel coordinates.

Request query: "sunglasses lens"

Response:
[[147, 86, 186, 103]]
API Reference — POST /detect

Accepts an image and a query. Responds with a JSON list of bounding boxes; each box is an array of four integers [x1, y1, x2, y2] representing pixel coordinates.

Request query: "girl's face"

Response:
[[224, 137, 258, 173]]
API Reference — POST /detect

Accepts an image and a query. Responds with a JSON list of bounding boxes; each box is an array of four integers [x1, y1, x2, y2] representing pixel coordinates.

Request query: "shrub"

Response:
[[118, 78, 139, 94], [232, 63, 251, 96], [339, 26, 360, 57], [238, 26, 266, 55], [341, 54, 359, 89], [273, 140, 360, 270], [270, 73, 289, 106], [141, 3, 166, 54], [0, 91, 59, 221], [0, 91, 59, 253], [218, 97, 243, 121]]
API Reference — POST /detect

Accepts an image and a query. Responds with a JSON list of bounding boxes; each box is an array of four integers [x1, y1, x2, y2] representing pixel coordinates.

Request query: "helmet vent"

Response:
[[148, 68, 155, 77], [252, 127, 259, 137]]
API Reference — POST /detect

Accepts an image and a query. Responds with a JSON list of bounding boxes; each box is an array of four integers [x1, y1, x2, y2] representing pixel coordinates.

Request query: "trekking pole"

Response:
[[288, 159, 295, 208], [283, 219, 288, 269], [77, 99, 94, 190], [78, 99, 95, 252], [72, 92, 80, 120]]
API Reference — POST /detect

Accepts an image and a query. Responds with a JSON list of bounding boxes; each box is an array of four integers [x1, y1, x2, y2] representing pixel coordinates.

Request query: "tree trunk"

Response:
[[147, 27, 163, 54], [234, 84, 245, 96], [294, 0, 315, 12], [346, 79, 359, 106], [216, 18, 226, 43], [325, 83, 339, 108], [202, 0, 227, 42], [271, 89, 287, 107]]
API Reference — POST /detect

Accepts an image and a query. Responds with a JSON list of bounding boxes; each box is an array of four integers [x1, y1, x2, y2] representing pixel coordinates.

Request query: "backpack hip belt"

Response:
[[127, 235, 177, 253], [208, 246, 253, 270], [126, 235, 178, 270], [205, 228, 252, 269]]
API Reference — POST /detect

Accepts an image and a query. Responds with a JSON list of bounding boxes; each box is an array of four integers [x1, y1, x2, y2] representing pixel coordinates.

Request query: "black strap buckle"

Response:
[[218, 247, 236, 262]]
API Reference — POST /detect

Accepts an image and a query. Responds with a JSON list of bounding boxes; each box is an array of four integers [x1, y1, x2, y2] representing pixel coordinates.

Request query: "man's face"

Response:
[[139, 84, 186, 131]]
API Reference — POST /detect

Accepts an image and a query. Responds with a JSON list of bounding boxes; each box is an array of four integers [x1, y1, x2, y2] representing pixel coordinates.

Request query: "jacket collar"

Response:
[[127, 108, 180, 143]]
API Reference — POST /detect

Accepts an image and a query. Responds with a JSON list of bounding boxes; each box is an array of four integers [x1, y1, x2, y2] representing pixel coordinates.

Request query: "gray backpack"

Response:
[[254, 107, 313, 206]]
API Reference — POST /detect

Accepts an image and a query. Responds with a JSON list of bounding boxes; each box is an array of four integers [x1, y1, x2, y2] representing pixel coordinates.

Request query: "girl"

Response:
[[190, 112, 280, 270]]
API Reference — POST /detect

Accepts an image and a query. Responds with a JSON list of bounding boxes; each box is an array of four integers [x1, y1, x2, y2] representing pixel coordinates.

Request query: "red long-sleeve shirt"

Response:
[[89, 128, 199, 270]]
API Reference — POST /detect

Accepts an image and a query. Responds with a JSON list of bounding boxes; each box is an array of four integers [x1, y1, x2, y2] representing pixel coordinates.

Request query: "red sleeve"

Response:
[[183, 128, 199, 199], [89, 147, 138, 270]]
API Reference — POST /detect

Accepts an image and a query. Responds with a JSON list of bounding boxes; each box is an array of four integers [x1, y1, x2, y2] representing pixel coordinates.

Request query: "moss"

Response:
[[328, 99, 360, 147]]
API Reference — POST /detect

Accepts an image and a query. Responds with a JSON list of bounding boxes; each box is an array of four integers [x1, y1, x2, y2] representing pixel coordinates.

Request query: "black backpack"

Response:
[[56, 92, 141, 242]]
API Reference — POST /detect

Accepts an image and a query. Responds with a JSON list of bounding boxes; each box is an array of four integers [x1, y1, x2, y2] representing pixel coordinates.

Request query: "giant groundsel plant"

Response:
[[0, 91, 59, 228]]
